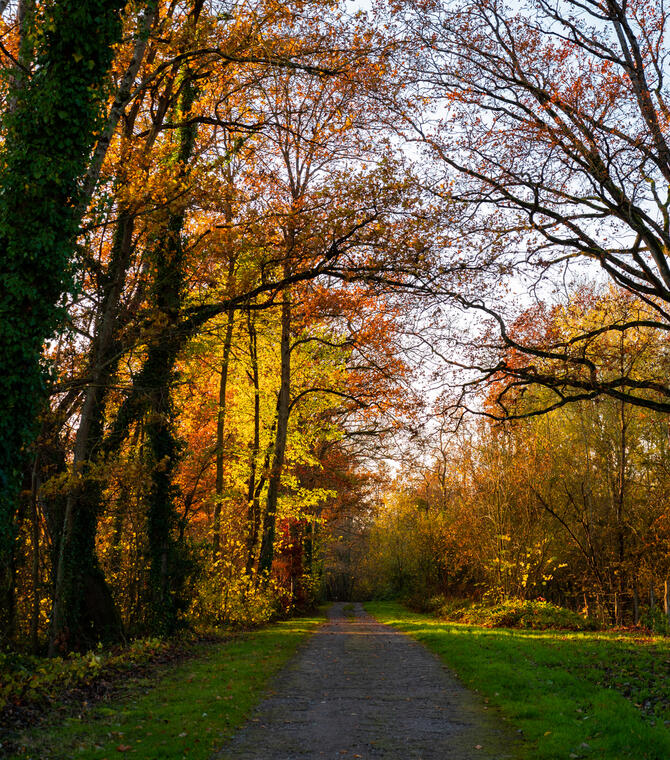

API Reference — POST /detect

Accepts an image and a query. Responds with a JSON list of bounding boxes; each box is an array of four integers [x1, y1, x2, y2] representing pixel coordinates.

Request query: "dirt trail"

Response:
[[213, 603, 518, 759]]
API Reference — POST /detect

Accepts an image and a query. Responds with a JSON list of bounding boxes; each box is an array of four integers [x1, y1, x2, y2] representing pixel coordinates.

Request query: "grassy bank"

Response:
[[3, 613, 324, 759], [366, 601, 670, 760]]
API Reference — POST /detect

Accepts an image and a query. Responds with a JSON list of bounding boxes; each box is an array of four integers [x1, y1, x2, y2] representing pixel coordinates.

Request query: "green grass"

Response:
[[366, 601, 670, 760], [5, 613, 324, 760]]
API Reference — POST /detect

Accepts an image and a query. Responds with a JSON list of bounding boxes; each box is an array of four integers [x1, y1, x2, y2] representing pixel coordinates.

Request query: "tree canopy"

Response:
[[1, 0, 670, 652]]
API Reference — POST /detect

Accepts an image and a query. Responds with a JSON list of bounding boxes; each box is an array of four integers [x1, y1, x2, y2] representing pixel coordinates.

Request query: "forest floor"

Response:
[[216, 601, 518, 759], [368, 601, 670, 760]]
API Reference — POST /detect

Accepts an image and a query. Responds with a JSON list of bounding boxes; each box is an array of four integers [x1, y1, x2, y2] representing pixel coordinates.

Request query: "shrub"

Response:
[[0, 637, 173, 714], [639, 606, 670, 635], [411, 595, 599, 631], [190, 566, 278, 629]]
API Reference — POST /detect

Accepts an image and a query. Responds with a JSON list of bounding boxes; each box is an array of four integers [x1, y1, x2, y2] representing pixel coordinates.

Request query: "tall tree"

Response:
[[396, 0, 670, 416], [0, 0, 127, 643]]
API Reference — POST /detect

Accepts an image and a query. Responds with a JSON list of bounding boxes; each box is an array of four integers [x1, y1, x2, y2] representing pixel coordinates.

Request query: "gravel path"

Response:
[[213, 603, 518, 760]]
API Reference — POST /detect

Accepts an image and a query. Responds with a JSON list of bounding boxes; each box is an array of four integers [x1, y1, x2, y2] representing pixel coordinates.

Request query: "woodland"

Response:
[[1, 0, 670, 662]]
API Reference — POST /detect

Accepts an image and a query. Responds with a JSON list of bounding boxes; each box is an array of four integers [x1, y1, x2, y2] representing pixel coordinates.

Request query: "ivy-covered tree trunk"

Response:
[[144, 74, 199, 634], [0, 0, 126, 644]]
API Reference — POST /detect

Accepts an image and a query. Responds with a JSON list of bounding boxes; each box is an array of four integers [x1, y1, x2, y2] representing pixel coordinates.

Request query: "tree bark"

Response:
[[244, 310, 262, 572], [144, 67, 199, 633], [258, 286, 291, 577]]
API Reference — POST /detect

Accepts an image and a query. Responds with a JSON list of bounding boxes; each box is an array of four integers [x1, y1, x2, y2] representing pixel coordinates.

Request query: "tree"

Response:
[[1, 0, 446, 650], [383, 286, 670, 622], [395, 0, 670, 416], [0, 0, 127, 644], [44, 0, 372, 647]]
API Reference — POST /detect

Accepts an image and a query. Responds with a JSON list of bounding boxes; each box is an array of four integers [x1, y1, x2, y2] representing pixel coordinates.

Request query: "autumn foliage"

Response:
[[2, 0, 670, 656]]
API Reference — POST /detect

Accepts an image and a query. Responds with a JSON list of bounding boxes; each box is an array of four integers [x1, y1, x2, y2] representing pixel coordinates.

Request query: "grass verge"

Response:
[[366, 601, 670, 760], [3, 613, 324, 760]]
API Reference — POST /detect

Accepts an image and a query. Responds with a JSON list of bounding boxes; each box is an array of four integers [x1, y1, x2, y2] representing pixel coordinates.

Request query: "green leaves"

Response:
[[0, 0, 126, 640]]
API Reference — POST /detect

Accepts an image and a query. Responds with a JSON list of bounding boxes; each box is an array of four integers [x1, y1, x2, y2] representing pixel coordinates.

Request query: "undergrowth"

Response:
[[407, 595, 598, 631], [0, 636, 178, 719]]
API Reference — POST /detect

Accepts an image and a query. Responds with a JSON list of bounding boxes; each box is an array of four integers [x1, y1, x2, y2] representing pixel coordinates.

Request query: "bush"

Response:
[[410, 595, 599, 631], [0, 637, 172, 714], [403, 594, 446, 614], [640, 606, 670, 635], [190, 566, 279, 629]]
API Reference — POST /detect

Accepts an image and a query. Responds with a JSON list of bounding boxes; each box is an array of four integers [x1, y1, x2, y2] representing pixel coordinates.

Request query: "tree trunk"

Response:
[[49, 391, 123, 653], [614, 348, 627, 622], [258, 288, 291, 577], [305, 516, 315, 577], [144, 71, 198, 634], [76, 2, 159, 220], [0, 0, 125, 648], [244, 310, 262, 573], [246, 417, 276, 577], [30, 458, 40, 652], [48, 212, 135, 654], [212, 309, 235, 558]]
